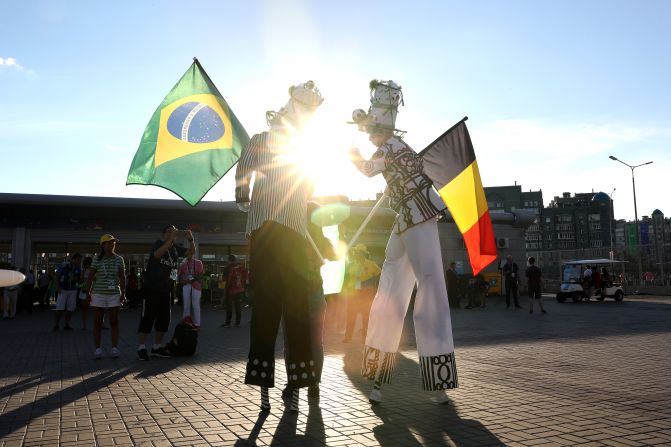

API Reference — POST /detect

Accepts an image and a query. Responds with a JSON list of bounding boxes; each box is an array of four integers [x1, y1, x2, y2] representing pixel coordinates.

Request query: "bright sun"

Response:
[[290, 110, 385, 201]]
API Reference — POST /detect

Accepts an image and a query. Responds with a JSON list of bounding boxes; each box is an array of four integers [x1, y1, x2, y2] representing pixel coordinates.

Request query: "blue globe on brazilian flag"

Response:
[[127, 59, 249, 206]]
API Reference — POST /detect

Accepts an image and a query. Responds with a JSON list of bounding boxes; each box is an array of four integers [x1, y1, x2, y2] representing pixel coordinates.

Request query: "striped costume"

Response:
[[235, 129, 317, 390]]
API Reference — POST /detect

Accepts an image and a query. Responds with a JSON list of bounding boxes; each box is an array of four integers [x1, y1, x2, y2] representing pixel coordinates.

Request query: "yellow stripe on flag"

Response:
[[438, 160, 488, 234]]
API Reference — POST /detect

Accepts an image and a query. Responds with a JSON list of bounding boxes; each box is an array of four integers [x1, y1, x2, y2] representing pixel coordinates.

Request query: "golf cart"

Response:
[[556, 259, 626, 303]]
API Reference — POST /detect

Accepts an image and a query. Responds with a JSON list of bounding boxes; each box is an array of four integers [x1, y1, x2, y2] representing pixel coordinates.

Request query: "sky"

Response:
[[1, 0, 670, 221]]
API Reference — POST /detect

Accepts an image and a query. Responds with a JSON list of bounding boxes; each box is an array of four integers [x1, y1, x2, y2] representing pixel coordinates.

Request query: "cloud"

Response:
[[0, 56, 35, 75], [464, 118, 671, 218]]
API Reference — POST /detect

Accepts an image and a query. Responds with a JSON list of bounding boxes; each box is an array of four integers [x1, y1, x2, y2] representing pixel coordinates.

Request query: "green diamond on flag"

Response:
[[127, 58, 249, 206]]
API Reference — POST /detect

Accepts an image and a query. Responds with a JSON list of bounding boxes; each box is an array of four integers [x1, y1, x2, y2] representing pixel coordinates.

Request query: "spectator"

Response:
[[2, 266, 21, 320], [582, 264, 593, 300], [24, 268, 36, 310], [127, 267, 141, 309], [53, 253, 82, 331], [221, 255, 247, 328], [342, 244, 380, 343], [600, 267, 611, 299], [445, 262, 460, 308], [502, 255, 521, 309], [526, 257, 546, 314], [79, 256, 93, 330], [466, 274, 488, 309], [86, 235, 126, 359], [179, 254, 204, 329], [37, 269, 50, 308], [591, 268, 602, 302], [137, 225, 195, 360]]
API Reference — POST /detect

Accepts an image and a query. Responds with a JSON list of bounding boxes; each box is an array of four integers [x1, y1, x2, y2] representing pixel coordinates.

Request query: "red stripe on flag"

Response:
[[462, 210, 497, 275]]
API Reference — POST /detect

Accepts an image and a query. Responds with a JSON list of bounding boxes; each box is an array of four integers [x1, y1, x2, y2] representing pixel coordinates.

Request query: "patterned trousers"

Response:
[[362, 218, 458, 391]]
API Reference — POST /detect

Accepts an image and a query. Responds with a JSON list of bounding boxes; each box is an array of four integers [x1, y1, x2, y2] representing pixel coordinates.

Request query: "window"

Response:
[[588, 214, 601, 222]]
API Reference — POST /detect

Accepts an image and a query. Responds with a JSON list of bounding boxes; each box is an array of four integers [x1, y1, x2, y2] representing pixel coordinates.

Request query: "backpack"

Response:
[[167, 322, 198, 356]]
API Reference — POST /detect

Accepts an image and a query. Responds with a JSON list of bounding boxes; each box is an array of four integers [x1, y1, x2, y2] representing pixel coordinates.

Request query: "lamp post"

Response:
[[609, 188, 616, 262], [609, 156, 653, 285]]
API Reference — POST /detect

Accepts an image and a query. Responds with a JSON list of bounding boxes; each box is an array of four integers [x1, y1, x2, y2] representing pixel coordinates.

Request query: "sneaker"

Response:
[[433, 390, 450, 405], [220, 323, 231, 328], [151, 346, 171, 358], [64, 325, 73, 331], [369, 388, 382, 404], [52, 325, 59, 332], [137, 348, 149, 361], [110, 347, 120, 358], [94, 348, 104, 360], [541, 309, 547, 314]]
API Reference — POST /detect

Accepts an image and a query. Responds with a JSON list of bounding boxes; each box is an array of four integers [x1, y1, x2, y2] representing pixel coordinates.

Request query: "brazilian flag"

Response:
[[127, 58, 249, 206]]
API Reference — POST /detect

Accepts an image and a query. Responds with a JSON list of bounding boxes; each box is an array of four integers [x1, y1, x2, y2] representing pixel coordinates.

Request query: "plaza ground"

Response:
[[1, 293, 670, 446]]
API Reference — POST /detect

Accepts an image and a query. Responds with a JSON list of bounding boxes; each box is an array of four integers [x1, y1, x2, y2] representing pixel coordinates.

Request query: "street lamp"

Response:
[[609, 155, 653, 285], [609, 188, 616, 262]]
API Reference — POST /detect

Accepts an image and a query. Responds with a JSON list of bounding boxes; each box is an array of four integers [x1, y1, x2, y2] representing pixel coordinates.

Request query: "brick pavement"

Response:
[[1, 294, 670, 446]]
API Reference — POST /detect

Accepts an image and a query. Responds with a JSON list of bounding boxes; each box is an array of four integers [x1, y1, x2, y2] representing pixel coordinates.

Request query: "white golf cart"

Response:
[[556, 259, 626, 303]]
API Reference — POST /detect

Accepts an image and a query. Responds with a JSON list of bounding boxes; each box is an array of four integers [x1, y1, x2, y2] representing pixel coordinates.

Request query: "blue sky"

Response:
[[1, 0, 670, 220]]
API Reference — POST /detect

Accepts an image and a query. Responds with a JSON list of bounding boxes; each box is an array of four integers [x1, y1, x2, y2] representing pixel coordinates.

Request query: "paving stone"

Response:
[[1, 296, 670, 446]]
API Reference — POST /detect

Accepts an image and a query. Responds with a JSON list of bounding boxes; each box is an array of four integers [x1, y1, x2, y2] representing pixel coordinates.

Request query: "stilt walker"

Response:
[[235, 81, 324, 412], [348, 80, 457, 404]]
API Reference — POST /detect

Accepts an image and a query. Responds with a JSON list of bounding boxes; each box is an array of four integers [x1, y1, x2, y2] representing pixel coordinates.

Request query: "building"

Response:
[[1, 193, 536, 282], [541, 191, 613, 252], [484, 185, 543, 252]]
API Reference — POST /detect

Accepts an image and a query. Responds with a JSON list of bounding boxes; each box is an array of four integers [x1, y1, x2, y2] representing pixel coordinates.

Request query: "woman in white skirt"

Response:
[[86, 234, 126, 359]]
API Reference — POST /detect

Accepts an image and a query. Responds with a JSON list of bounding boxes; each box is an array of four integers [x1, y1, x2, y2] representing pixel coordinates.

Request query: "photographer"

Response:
[[137, 225, 195, 360], [178, 254, 203, 329]]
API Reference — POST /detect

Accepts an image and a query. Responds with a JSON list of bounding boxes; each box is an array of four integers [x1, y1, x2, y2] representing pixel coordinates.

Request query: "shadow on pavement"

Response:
[[0, 367, 133, 436], [233, 398, 325, 446], [342, 344, 504, 447]]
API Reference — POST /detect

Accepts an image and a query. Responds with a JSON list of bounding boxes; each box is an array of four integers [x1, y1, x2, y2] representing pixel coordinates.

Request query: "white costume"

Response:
[[350, 81, 458, 393]]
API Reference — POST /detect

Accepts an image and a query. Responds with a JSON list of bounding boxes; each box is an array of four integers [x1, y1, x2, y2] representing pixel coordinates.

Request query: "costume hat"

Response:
[[350, 80, 404, 134]]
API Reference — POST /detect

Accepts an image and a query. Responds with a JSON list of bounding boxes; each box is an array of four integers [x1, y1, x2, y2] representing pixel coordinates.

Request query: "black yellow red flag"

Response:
[[421, 117, 497, 275]]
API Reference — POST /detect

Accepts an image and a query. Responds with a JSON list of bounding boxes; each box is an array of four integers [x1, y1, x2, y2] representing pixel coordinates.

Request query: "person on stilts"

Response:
[[348, 80, 458, 405], [235, 81, 324, 413]]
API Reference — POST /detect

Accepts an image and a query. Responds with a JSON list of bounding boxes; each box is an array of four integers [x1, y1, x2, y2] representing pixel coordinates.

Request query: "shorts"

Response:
[[138, 288, 171, 333], [91, 293, 121, 308], [55, 289, 78, 312]]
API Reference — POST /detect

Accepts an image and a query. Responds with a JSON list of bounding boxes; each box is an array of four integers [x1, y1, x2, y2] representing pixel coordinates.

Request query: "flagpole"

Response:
[[306, 231, 324, 263], [346, 192, 388, 251]]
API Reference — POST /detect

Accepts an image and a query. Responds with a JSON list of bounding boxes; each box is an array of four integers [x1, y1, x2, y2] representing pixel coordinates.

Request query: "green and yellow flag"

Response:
[[127, 59, 249, 206]]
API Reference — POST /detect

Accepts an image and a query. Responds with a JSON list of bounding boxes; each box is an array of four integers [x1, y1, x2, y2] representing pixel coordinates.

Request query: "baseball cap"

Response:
[[99, 234, 118, 245]]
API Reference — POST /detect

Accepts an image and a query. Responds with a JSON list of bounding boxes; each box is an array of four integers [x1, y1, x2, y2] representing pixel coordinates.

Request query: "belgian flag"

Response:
[[127, 58, 249, 206], [421, 117, 496, 275]]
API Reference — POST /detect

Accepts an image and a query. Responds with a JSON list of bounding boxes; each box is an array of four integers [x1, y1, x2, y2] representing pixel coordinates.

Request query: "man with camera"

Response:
[[137, 225, 195, 360]]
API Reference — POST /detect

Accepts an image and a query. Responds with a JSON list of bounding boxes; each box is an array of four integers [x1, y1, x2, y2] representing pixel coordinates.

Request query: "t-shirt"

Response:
[[225, 264, 247, 295], [144, 239, 187, 292], [57, 262, 82, 290], [90, 255, 125, 295], [526, 265, 542, 287], [178, 258, 204, 291]]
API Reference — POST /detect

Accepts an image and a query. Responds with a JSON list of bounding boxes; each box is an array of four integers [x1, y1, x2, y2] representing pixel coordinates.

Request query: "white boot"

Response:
[[369, 388, 382, 404]]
